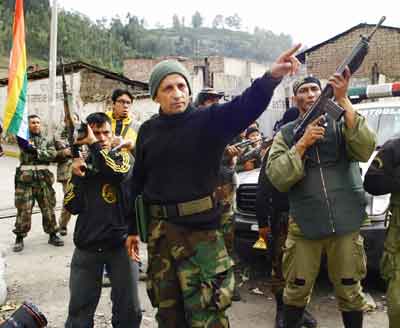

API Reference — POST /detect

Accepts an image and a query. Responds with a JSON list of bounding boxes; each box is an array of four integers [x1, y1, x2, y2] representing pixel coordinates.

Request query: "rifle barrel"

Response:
[[366, 16, 386, 41]]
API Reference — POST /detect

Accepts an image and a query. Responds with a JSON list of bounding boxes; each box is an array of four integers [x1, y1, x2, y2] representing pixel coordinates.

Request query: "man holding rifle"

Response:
[[267, 72, 376, 327], [64, 112, 141, 328]]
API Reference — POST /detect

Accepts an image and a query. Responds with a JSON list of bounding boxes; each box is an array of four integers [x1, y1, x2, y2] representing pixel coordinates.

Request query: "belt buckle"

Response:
[[177, 196, 212, 216], [153, 205, 167, 219]]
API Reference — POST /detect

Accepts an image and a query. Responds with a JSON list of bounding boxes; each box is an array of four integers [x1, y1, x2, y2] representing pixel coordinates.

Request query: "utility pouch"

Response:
[[135, 194, 149, 243]]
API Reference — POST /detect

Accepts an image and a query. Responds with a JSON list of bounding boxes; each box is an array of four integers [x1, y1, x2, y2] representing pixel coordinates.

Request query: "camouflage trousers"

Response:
[[13, 171, 58, 237], [216, 183, 236, 257], [146, 220, 234, 328], [269, 211, 289, 296], [283, 220, 367, 311], [59, 180, 72, 229], [381, 206, 400, 328]]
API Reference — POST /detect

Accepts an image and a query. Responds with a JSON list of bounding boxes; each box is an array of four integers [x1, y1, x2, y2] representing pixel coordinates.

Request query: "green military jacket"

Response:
[[16, 134, 57, 185], [267, 113, 377, 238]]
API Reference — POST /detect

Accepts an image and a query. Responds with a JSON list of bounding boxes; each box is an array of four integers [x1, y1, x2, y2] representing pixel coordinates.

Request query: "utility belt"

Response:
[[20, 165, 49, 171], [148, 195, 215, 219]]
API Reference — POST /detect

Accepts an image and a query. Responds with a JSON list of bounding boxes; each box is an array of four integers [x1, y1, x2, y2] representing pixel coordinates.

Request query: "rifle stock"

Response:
[[293, 16, 386, 142]]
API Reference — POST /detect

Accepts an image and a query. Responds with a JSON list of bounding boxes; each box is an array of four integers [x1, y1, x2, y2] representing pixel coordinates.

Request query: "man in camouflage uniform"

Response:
[[127, 46, 301, 327], [54, 113, 79, 236], [196, 88, 242, 301], [13, 114, 64, 252], [267, 74, 376, 328], [364, 137, 400, 328]]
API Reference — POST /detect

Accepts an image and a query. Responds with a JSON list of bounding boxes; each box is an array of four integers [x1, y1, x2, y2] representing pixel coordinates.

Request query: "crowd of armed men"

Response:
[[1, 43, 399, 328]]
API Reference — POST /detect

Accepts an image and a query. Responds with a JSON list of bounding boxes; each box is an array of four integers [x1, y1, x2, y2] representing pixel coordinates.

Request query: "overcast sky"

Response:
[[57, 0, 396, 48]]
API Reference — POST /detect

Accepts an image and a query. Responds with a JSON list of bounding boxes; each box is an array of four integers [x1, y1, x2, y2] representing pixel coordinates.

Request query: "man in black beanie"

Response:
[[257, 108, 317, 328], [267, 72, 376, 328], [128, 45, 301, 327]]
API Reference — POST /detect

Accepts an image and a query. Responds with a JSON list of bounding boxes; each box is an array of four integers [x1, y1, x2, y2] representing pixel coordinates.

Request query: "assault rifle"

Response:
[[60, 57, 86, 158], [240, 138, 273, 162], [232, 137, 266, 149], [293, 16, 386, 142]]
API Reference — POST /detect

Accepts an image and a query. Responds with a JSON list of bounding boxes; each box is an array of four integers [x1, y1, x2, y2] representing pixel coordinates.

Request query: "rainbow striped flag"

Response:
[[3, 0, 29, 139]]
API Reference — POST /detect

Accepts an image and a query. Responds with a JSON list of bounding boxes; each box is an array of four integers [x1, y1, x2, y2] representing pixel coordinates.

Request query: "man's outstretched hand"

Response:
[[270, 43, 302, 79]]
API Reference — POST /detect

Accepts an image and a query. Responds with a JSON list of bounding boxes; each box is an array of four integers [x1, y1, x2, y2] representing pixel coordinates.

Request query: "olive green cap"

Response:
[[149, 60, 192, 99]]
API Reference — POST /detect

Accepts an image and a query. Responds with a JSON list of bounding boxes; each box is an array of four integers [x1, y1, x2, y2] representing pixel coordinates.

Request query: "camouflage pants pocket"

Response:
[[40, 171, 55, 186], [381, 252, 396, 281], [146, 221, 166, 308], [17, 170, 34, 183], [381, 217, 400, 281], [176, 230, 234, 313]]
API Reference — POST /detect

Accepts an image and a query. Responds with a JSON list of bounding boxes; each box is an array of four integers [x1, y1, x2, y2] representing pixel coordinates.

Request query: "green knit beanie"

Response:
[[149, 60, 192, 99]]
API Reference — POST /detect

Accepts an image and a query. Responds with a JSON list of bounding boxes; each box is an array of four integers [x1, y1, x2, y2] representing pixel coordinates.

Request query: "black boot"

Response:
[[283, 304, 305, 328], [341, 311, 363, 328], [274, 292, 284, 328], [300, 308, 317, 328], [13, 236, 24, 252], [48, 233, 64, 246], [232, 282, 242, 302]]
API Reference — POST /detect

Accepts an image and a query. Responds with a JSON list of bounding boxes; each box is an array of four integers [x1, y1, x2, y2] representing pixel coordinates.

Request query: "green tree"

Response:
[[225, 13, 242, 30], [212, 15, 224, 29]]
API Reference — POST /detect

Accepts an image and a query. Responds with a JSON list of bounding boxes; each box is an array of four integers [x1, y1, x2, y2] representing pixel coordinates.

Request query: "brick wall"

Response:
[[306, 26, 400, 82], [79, 69, 147, 105], [123, 56, 200, 82]]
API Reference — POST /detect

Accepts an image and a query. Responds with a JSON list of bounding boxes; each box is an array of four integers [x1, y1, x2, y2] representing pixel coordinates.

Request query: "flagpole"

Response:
[[48, 0, 58, 138]]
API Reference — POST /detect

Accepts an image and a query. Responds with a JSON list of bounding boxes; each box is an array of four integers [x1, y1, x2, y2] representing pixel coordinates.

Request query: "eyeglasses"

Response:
[[116, 99, 132, 106]]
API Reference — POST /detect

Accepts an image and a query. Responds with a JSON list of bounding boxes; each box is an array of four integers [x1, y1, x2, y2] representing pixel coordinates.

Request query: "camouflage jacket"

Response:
[[16, 134, 57, 184]]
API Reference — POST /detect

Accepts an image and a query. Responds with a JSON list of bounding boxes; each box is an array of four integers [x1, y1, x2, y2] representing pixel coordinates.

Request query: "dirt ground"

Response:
[[0, 211, 389, 328], [0, 155, 390, 328]]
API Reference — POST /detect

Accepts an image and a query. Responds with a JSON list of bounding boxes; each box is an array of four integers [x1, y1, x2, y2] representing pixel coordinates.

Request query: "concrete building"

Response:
[[297, 23, 400, 87], [0, 61, 156, 135], [123, 55, 292, 137]]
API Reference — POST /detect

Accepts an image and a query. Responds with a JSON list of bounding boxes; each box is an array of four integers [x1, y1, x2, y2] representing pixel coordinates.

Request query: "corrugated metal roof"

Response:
[[0, 60, 149, 91]]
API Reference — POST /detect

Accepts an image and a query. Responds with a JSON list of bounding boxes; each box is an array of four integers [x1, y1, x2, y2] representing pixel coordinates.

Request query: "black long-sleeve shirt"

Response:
[[64, 143, 135, 251], [129, 73, 281, 233], [256, 154, 289, 228]]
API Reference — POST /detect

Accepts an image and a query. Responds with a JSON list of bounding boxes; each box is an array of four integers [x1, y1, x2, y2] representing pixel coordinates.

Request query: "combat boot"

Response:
[[341, 311, 363, 328], [283, 304, 305, 328], [13, 236, 24, 252], [301, 309, 317, 328], [232, 284, 241, 302], [59, 227, 67, 236], [274, 292, 284, 328], [48, 233, 64, 247]]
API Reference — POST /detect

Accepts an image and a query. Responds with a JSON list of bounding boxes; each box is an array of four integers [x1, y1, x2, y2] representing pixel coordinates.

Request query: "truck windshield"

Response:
[[360, 106, 400, 146]]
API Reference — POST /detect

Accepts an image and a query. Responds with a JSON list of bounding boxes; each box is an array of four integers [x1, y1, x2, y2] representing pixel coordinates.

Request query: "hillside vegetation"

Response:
[[0, 1, 293, 75]]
